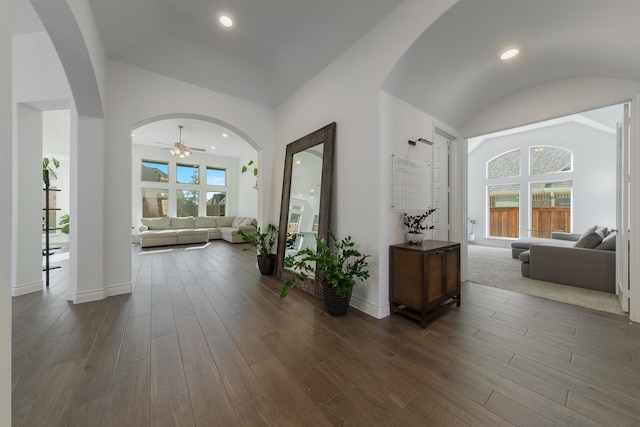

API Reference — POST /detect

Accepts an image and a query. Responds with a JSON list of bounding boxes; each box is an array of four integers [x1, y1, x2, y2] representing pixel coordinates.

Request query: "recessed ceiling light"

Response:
[[210, 146, 216, 150], [222, 133, 228, 138], [500, 48, 520, 60], [219, 15, 233, 28]]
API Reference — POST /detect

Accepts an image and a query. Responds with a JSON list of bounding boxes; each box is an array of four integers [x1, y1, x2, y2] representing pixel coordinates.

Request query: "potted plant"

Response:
[[403, 208, 436, 244], [241, 160, 258, 189], [280, 230, 370, 316], [42, 156, 60, 187], [239, 223, 278, 275], [467, 217, 477, 242], [59, 214, 70, 234]]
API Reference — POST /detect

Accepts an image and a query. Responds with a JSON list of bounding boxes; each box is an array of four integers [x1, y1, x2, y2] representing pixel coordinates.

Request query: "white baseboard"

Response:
[[12, 280, 43, 297], [105, 282, 132, 298], [350, 294, 391, 319], [66, 282, 133, 304]]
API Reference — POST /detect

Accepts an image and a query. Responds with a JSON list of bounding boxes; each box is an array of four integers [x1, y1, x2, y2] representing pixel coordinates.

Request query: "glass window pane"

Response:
[[487, 149, 520, 179], [176, 163, 199, 184], [141, 160, 169, 182], [207, 167, 226, 186], [142, 188, 168, 218], [530, 181, 572, 238], [177, 189, 199, 217], [530, 146, 572, 175], [288, 213, 301, 233], [488, 184, 519, 237], [206, 191, 226, 216]]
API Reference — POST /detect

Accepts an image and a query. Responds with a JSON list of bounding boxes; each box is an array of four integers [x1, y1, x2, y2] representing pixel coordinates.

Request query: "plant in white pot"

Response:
[[280, 230, 370, 316], [403, 209, 436, 244], [239, 224, 278, 275], [467, 217, 477, 242]]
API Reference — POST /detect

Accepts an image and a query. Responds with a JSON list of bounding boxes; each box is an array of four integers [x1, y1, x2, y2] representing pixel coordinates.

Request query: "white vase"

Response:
[[468, 233, 475, 242], [406, 232, 425, 244]]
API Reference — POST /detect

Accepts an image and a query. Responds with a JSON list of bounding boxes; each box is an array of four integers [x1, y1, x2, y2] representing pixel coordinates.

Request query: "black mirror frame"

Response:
[[276, 122, 335, 297]]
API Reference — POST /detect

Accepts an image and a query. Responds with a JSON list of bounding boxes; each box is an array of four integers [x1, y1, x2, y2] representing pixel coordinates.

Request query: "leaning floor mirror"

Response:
[[276, 122, 335, 297]]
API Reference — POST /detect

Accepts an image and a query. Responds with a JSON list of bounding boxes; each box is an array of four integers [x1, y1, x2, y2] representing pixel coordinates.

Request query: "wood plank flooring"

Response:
[[12, 241, 640, 426]]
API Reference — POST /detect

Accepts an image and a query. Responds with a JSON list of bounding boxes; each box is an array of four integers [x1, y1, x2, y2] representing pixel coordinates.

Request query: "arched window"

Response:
[[530, 146, 572, 175], [487, 149, 520, 179]]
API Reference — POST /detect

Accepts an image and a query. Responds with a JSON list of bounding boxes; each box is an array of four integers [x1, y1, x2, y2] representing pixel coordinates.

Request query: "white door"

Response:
[[433, 132, 450, 241], [616, 103, 630, 312]]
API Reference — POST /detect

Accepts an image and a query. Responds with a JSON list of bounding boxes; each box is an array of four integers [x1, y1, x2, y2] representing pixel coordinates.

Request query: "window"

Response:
[[530, 146, 572, 175], [487, 149, 520, 179], [142, 188, 168, 218], [207, 167, 226, 186], [312, 214, 319, 233], [176, 163, 199, 184], [177, 189, 199, 217], [288, 212, 301, 233], [141, 160, 169, 182], [206, 191, 226, 216], [488, 184, 519, 237], [530, 181, 572, 238]]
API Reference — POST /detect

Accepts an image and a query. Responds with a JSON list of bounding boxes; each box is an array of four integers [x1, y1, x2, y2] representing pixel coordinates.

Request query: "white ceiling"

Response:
[[383, 0, 640, 129], [132, 118, 257, 159], [14, 0, 640, 134]]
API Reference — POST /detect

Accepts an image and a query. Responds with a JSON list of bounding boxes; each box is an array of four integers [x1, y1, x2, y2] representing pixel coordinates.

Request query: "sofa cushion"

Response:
[[574, 229, 604, 249], [195, 216, 217, 228], [171, 217, 195, 229], [140, 217, 171, 230], [595, 232, 616, 251], [519, 250, 530, 263], [216, 216, 234, 227], [232, 216, 245, 227]]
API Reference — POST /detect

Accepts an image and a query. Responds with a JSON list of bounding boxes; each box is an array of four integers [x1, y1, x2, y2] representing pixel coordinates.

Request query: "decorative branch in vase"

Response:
[[403, 208, 436, 244]]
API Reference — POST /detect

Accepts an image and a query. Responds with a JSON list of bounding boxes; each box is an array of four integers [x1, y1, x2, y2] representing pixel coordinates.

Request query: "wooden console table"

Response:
[[389, 240, 461, 328]]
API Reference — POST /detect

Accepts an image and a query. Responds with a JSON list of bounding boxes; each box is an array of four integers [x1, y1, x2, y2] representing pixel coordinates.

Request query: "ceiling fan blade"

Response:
[[153, 141, 173, 147], [189, 147, 206, 152]]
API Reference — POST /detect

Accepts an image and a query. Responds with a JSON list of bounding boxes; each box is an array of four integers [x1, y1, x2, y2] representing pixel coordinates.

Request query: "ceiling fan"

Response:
[[154, 125, 205, 158]]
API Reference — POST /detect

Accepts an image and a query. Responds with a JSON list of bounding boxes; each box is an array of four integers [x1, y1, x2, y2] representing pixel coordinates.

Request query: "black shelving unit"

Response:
[[43, 184, 61, 287]]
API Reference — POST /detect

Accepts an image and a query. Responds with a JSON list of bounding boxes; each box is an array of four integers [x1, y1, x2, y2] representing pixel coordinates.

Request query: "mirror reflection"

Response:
[[285, 145, 323, 261]]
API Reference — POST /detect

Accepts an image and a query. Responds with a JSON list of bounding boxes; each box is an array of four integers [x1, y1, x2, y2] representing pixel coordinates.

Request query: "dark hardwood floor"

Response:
[[13, 241, 640, 426]]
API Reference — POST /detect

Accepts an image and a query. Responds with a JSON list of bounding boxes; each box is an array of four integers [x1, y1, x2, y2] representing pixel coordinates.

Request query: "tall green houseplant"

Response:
[[281, 230, 370, 315], [239, 224, 278, 275]]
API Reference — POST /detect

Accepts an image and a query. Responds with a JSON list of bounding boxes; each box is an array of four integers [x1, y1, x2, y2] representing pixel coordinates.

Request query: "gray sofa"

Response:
[[138, 216, 256, 248], [511, 227, 616, 294]]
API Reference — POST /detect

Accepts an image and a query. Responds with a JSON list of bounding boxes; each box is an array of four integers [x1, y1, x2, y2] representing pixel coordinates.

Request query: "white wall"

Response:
[[468, 120, 617, 248], [0, 0, 11, 421], [104, 60, 276, 293], [12, 105, 44, 296], [378, 91, 460, 314], [12, 31, 73, 296], [274, 0, 458, 318]]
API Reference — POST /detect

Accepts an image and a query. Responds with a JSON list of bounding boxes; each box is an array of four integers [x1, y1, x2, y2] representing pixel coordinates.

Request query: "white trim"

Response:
[[65, 282, 132, 304], [105, 282, 132, 298], [350, 294, 390, 319], [630, 94, 640, 323], [11, 280, 43, 297]]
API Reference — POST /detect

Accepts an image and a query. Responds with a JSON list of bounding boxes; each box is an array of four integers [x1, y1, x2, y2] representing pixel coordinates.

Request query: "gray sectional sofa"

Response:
[[511, 226, 617, 293], [138, 216, 256, 248]]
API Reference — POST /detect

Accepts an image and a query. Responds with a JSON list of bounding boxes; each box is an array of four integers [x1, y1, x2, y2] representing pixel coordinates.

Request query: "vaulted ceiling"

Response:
[[14, 0, 640, 131]]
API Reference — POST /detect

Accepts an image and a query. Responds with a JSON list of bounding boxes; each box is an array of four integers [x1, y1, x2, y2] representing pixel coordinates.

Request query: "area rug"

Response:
[[467, 244, 624, 315]]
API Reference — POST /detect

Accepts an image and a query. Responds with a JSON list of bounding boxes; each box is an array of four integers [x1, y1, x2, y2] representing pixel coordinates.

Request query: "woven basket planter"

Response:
[[321, 285, 353, 316], [257, 254, 276, 275]]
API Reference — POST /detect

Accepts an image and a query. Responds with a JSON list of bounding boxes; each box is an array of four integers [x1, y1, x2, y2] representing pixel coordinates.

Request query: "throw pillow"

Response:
[[574, 229, 604, 249], [141, 216, 171, 230], [232, 216, 245, 227], [595, 232, 616, 251]]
